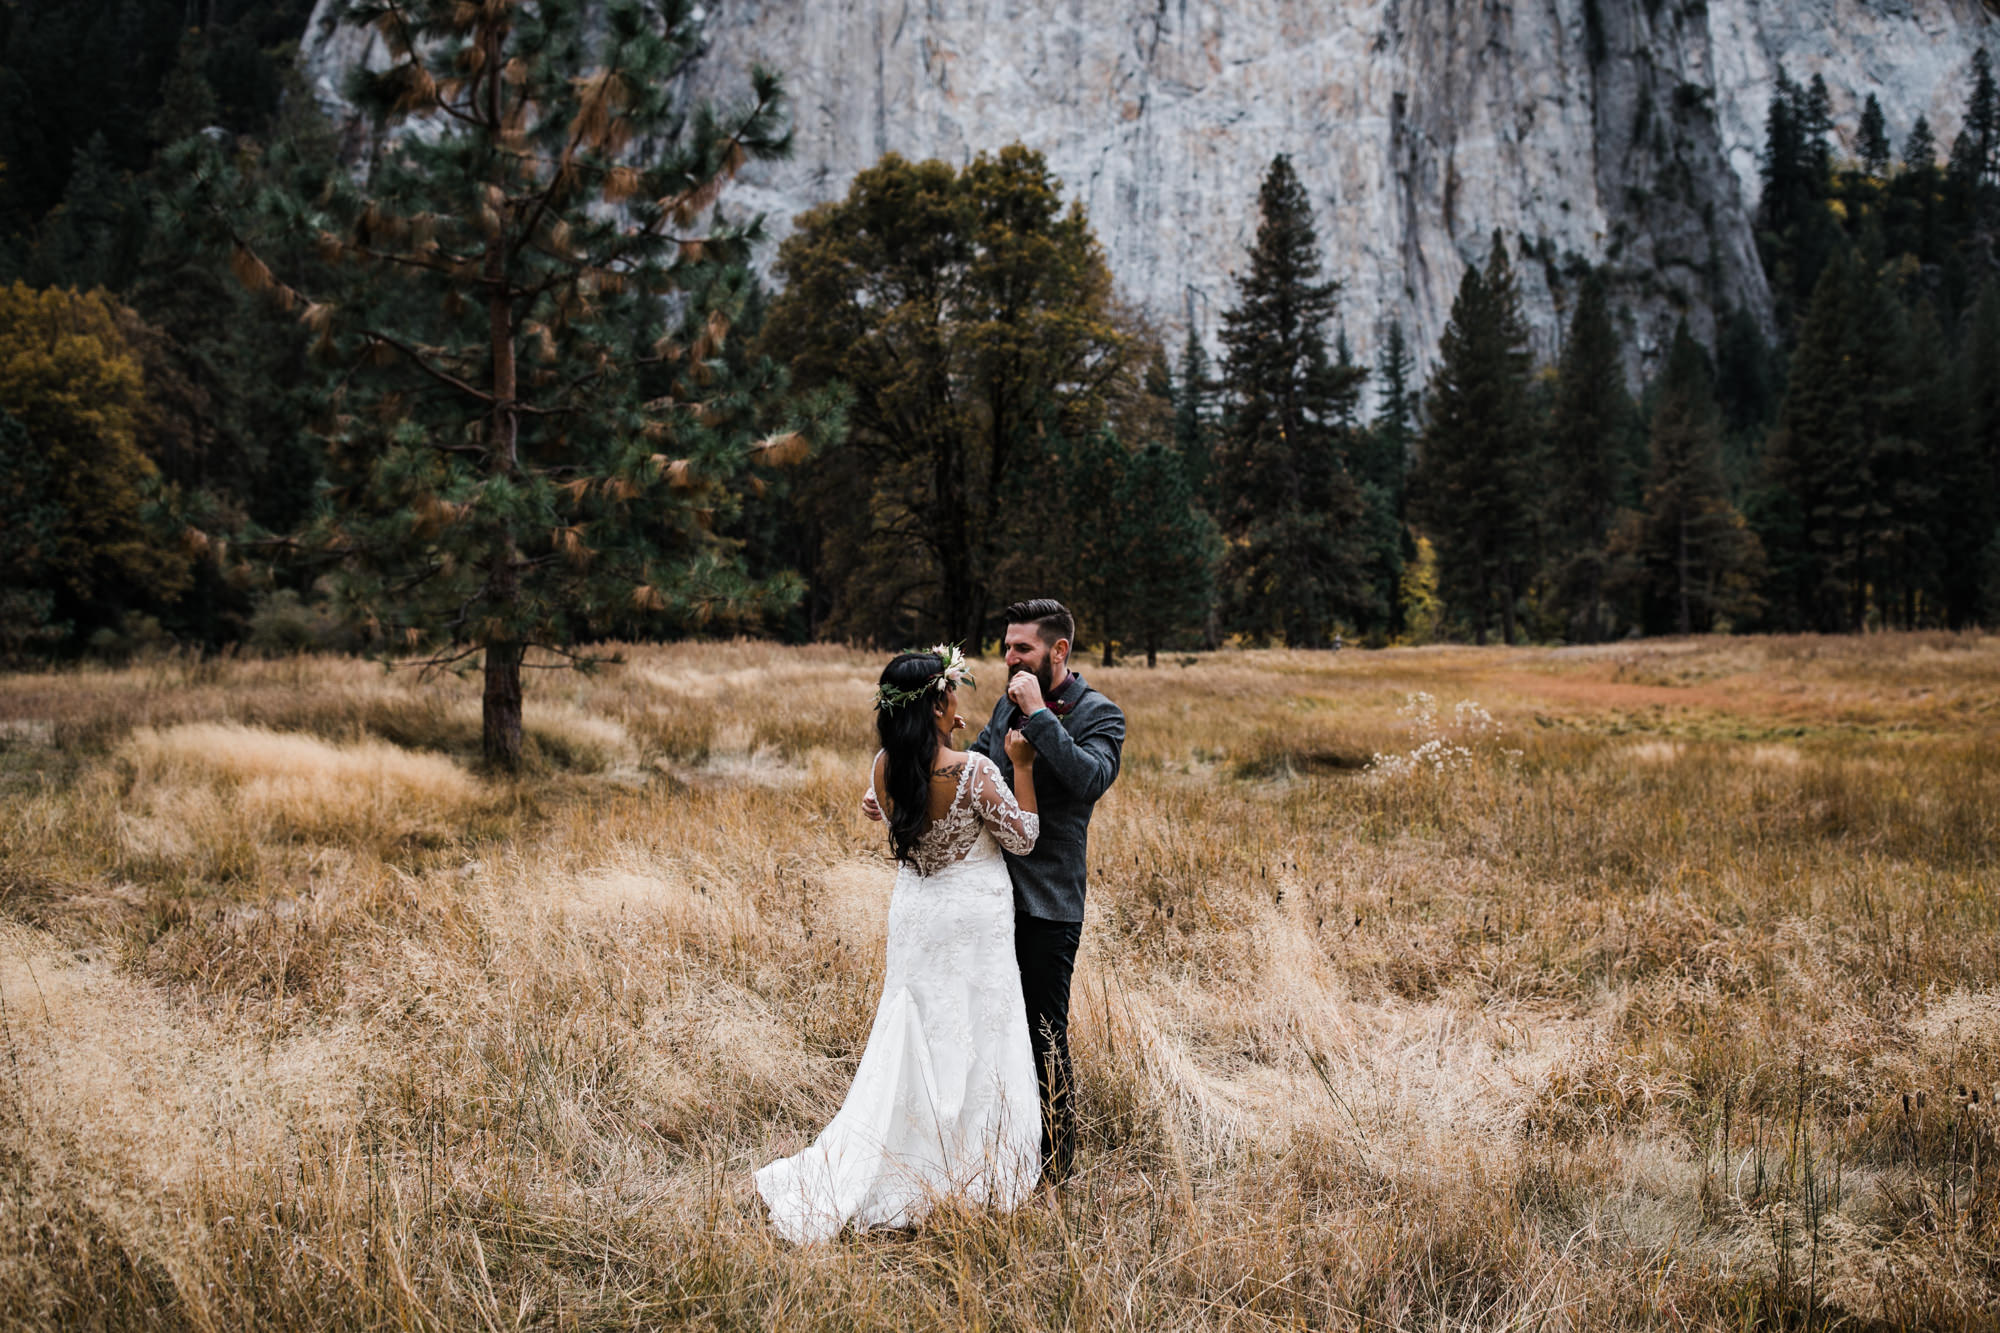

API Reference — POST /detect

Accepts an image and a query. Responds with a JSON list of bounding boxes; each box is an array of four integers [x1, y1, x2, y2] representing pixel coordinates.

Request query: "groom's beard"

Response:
[[1033, 657, 1059, 700]]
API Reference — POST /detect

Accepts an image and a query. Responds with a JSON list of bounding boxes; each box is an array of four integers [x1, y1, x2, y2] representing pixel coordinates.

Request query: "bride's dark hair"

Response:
[[877, 651, 946, 864]]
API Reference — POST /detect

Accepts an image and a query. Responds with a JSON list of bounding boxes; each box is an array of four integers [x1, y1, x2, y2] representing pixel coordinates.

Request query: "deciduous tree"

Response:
[[763, 146, 1139, 646]]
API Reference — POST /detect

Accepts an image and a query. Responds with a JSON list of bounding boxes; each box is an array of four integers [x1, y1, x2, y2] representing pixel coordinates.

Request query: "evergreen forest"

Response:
[[5, 2, 2000, 690]]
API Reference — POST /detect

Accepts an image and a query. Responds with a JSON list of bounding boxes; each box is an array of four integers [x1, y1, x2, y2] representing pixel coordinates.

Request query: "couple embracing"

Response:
[[755, 599, 1126, 1245]]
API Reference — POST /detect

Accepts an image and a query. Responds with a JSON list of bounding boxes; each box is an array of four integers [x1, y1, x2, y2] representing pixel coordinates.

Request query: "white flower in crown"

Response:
[[929, 643, 974, 693], [873, 643, 977, 711]]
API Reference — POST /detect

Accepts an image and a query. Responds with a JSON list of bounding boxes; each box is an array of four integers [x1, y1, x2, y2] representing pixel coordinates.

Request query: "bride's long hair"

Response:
[[876, 651, 946, 864]]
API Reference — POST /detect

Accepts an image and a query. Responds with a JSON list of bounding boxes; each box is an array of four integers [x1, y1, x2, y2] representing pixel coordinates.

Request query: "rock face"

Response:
[[303, 0, 1999, 382]]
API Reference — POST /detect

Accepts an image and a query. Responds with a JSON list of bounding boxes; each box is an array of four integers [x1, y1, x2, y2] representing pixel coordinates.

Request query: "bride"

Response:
[[755, 646, 1043, 1244]]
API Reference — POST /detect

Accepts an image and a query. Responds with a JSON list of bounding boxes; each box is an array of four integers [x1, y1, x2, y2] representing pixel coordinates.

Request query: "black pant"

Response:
[[1014, 912, 1082, 1181]]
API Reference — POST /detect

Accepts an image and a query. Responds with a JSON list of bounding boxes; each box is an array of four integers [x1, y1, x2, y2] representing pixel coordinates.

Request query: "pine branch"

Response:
[[362, 329, 498, 405]]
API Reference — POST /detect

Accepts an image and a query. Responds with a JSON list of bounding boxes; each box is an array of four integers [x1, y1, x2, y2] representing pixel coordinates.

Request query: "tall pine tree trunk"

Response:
[[480, 59, 524, 771], [483, 639, 524, 769]]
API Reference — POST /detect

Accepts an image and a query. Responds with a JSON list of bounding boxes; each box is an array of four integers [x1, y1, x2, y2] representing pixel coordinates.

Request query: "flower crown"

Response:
[[873, 644, 975, 712]]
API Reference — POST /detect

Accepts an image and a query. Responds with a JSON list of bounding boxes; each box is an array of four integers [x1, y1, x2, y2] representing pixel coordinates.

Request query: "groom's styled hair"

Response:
[[1002, 598, 1074, 648]]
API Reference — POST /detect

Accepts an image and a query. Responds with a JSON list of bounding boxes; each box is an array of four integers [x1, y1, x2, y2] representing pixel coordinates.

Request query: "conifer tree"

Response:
[[1608, 321, 1762, 634], [25, 134, 144, 292], [1858, 94, 1891, 180], [1950, 279, 2000, 626], [1214, 154, 1373, 647], [1411, 232, 1536, 644], [1904, 116, 1938, 171], [1356, 321, 1418, 637], [1969, 49, 1999, 182], [1544, 272, 1630, 640], [1053, 427, 1132, 665], [1172, 325, 1217, 495], [1368, 321, 1418, 486], [1120, 441, 1221, 666], [1759, 247, 1917, 630], [182, 0, 810, 768]]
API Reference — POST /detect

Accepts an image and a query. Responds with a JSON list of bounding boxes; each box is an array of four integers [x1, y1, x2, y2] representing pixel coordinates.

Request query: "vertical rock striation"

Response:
[[303, 0, 1998, 379]]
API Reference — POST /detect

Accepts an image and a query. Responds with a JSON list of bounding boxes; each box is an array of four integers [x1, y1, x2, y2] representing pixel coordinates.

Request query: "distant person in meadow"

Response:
[[754, 600, 1126, 1242]]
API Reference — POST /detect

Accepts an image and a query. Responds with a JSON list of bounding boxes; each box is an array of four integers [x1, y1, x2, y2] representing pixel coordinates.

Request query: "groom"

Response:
[[862, 599, 1123, 1181], [965, 599, 1125, 1182]]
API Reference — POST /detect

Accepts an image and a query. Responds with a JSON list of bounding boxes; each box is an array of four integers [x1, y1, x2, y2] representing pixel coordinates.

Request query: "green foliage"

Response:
[[0, 1, 315, 263], [1214, 155, 1375, 648], [180, 0, 808, 767], [1756, 250, 1931, 631], [1412, 233, 1537, 644], [1541, 272, 1633, 642], [1056, 431, 1219, 666], [1172, 326, 1216, 494], [0, 409, 66, 658], [763, 145, 1142, 647], [0, 283, 191, 645], [1608, 321, 1763, 634], [1755, 69, 1842, 330]]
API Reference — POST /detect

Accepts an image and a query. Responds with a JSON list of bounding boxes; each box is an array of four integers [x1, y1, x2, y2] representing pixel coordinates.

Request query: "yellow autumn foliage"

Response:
[[0, 282, 189, 610]]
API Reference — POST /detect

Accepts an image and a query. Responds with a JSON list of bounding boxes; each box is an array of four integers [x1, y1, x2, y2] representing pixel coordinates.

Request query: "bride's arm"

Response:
[[972, 750, 1038, 855], [972, 740, 1040, 844], [1001, 729, 1037, 816]]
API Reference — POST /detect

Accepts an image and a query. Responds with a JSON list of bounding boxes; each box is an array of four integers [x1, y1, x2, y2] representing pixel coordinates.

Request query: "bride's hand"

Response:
[[1003, 728, 1035, 766]]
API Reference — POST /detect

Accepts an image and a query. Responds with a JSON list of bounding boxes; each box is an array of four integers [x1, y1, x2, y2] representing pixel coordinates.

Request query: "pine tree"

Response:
[[1116, 441, 1221, 667], [148, 31, 220, 147], [1884, 295, 1954, 625], [1543, 271, 1631, 640], [1411, 232, 1536, 644], [1952, 279, 2000, 626], [1802, 75, 1835, 181], [1369, 321, 1418, 485], [1054, 426, 1133, 665], [1609, 321, 1762, 634], [1904, 116, 1937, 171], [24, 133, 144, 292], [1858, 94, 1891, 180], [1357, 320, 1418, 637], [1970, 49, 2000, 182], [1172, 325, 1216, 494], [1758, 246, 1916, 630], [182, 0, 809, 768], [1215, 154, 1373, 647]]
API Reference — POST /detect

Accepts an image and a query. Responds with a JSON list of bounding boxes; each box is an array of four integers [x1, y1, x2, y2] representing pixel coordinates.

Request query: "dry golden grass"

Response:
[[1, 633, 1997, 1329]]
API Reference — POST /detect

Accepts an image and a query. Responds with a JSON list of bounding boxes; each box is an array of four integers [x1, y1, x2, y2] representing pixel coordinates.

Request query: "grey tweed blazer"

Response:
[[967, 671, 1124, 923]]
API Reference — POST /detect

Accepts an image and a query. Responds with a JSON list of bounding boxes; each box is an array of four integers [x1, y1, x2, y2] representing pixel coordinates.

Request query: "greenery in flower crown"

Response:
[[872, 644, 976, 711]]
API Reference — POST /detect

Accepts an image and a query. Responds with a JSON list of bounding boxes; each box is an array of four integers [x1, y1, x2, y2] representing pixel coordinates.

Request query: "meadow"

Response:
[[0, 633, 1996, 1330]]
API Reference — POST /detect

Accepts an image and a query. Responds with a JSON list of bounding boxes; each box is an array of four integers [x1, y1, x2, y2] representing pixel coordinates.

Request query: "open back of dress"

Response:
[[754, 753, 1041, 1244]]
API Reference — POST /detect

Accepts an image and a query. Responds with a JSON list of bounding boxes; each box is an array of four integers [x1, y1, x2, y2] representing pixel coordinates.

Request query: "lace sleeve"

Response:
[[968, 754, 1039, 855]]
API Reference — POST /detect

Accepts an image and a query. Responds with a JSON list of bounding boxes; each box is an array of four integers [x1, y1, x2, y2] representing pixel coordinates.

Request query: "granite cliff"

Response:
[[303, 0, 2000, 379]]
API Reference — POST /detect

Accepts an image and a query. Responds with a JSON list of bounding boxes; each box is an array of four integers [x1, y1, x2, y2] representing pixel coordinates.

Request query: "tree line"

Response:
[[3, 4, 1998, 719]]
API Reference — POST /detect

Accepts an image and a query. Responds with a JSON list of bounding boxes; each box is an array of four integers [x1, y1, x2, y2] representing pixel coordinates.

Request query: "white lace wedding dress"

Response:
[[755, 752, 1042, 1245]]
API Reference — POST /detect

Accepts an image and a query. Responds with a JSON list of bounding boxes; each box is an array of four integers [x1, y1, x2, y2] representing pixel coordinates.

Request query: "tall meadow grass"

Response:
[[0, 634, 1996, 1328]]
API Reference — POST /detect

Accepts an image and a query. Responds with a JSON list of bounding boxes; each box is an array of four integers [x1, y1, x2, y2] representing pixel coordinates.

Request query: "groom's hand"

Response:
[[1006, 670, 1046, 715], [861, 790, 883, 822]]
